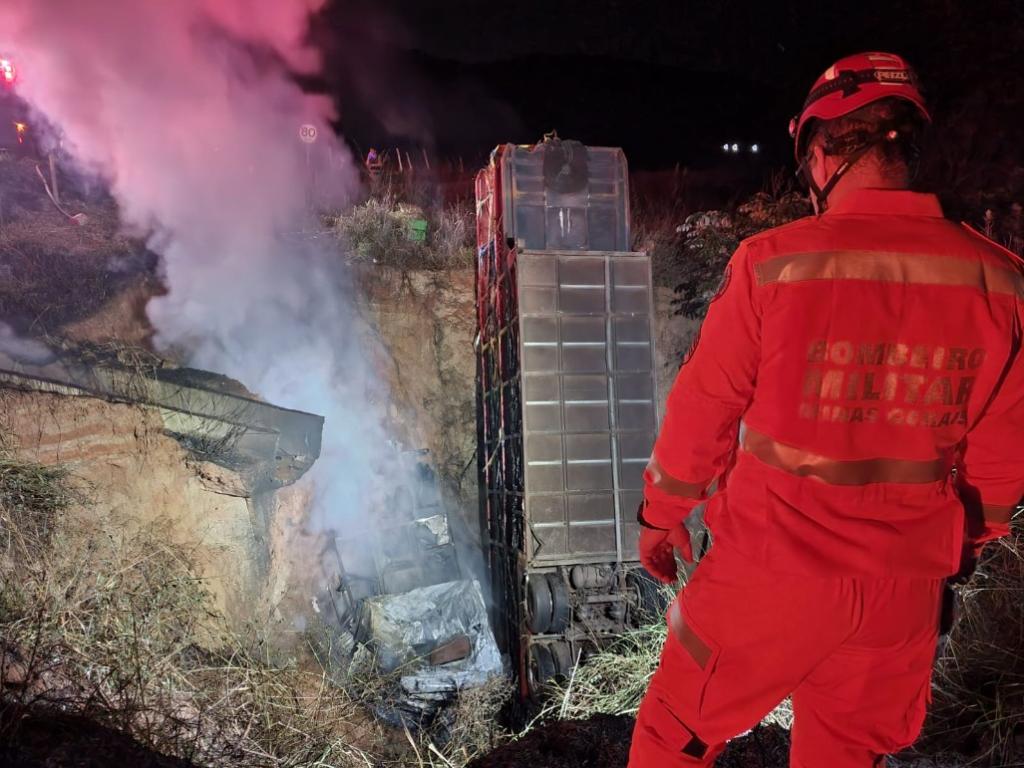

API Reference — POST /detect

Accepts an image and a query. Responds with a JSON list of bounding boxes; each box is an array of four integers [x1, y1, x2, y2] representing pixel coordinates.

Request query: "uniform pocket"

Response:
[[647, 694, 711, 761]]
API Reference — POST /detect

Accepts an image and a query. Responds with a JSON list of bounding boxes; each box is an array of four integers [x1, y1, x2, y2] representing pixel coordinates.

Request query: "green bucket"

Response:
[[408, 218, 428, 243]]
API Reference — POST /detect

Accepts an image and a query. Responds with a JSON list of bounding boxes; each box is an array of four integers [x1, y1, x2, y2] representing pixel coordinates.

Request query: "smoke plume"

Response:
[[0, 1, 388, 533]]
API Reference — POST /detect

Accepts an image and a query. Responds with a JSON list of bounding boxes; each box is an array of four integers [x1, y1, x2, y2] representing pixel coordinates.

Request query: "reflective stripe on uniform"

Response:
[[982, 502, 1016, 524], [668, 601, 713, 670], [742, 427, 949, 485], [645, 455, 708, 499], [753, 250, 1024, 298]]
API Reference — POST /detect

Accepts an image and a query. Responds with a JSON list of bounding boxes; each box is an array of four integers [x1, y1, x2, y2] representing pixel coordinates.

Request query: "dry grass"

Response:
[[430, 206, 475, 270], [0, 455, 76, 552], [0, 156, 157, 337], [545, 612, 793, 733], [914, 525, 1024, 766], [546, 620, 664, 720], [425, 676, 512, 767], [311, 621, 511, 768], [0, 451, 383, 767]]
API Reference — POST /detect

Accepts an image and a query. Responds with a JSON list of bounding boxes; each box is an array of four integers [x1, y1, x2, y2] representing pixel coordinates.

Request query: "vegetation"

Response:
[[0, 448, 513, 768], [671, 179, 810, 319], [917, 532, 1024, 766], [0, 452, 382, 767], [330, 195, 474, 273]]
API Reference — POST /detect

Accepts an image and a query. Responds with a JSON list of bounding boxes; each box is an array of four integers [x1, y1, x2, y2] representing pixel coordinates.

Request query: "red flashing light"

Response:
[[1, 58, 16, 85]]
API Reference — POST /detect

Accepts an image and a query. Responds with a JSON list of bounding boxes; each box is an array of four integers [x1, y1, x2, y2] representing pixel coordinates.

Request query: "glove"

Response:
[[638, 513, 693, 584]]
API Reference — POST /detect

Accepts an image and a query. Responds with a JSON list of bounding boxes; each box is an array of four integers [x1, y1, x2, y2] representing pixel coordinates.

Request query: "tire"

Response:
[[527, 643, 556, 698], [546, 573, 571, 634], [627, 568, 670, 625], [526, 573, 553, 634], [549, 641, 575, 679]]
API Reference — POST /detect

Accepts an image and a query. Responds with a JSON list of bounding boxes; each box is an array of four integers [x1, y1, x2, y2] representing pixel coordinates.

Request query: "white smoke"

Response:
[[0, 1, 387, 527]]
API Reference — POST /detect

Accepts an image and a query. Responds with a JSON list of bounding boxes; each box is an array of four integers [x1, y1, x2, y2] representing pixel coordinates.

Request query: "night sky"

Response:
[[314, 0, 1023, 182]]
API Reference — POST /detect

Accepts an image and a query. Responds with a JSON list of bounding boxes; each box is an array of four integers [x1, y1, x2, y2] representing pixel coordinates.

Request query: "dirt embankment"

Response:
[[0, 388, 274, 627]]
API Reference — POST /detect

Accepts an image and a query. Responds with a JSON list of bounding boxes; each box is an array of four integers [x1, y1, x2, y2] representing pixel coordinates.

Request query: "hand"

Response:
[[639, 524, 693, 584]]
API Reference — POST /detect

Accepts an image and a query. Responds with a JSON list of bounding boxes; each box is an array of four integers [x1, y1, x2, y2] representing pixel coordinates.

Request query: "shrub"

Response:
[[330, 196, 473, 273], [672, 185, 810, 320]]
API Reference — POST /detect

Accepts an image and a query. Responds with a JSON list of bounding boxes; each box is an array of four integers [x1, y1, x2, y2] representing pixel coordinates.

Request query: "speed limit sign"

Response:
[[299, 124, 318, 144]]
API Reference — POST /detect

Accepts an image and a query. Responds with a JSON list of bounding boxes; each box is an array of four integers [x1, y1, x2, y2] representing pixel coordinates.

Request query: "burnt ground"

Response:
[[470, 716, 792, 768], [0, 705, 196, 768]]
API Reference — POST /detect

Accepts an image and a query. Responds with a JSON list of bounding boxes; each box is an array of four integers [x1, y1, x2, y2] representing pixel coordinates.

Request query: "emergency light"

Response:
[[0, 58, 16, 85]]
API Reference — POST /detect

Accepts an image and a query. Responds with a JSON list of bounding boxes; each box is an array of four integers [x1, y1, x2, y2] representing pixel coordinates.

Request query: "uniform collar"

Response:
[[824, 188, 944, 218]]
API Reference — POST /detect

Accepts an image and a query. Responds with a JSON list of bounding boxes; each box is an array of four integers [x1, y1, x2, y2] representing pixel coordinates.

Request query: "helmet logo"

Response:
[[875, 69, 911, 84]]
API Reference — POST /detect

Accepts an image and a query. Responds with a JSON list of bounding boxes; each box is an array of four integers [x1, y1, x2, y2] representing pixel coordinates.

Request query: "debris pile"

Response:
[[351, 580, 503, 724]]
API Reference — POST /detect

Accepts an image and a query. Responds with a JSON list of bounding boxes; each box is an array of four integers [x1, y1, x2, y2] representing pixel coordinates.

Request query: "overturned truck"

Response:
[[475, 137, 661, 698]]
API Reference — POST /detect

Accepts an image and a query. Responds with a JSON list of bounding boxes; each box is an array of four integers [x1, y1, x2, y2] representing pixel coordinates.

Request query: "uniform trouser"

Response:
[[628, 546, 943, 768]]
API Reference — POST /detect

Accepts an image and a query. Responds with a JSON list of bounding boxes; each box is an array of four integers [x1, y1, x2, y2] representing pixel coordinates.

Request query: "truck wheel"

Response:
[[526, 574, 553, 634], [527, 643, 556, 698], [549, 641, 575, 679], [546, 573, 571, 634], [627, 569, 669, 624]]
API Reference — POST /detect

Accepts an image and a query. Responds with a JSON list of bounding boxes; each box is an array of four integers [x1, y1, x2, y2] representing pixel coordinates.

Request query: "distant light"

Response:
[[731, 143, 739, 153], [14, 122, 26, 144], [722, 143, 730, 152], [751, 144, 759, 153], [0, 59, 15, 84]]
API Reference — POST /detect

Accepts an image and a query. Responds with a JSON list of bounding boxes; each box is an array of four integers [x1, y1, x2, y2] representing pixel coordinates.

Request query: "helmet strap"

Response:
[[799, 140, 878, 213]]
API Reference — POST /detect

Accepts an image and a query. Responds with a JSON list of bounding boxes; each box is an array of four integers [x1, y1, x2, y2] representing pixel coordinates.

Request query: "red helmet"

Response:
[[789, 52, 930, 161]]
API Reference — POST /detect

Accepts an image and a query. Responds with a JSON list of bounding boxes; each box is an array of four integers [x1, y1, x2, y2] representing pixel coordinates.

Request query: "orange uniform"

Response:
[[630, 188, 1024, 766]]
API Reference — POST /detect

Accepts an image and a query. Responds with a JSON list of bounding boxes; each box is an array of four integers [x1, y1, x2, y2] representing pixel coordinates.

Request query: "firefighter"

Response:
[[629, 52, 1024, 767]]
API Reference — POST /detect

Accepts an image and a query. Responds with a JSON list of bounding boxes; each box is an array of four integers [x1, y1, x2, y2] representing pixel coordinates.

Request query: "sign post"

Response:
[[299, 123, 318, 208], [299, 124, 318, 145]]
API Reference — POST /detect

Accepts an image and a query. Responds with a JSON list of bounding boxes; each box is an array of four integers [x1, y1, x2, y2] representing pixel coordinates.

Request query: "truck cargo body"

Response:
[[475, 139, 660, 698]]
